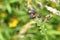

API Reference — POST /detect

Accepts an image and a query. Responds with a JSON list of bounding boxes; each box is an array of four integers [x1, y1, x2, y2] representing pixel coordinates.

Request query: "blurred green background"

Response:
[[0, 0, 60, 40]]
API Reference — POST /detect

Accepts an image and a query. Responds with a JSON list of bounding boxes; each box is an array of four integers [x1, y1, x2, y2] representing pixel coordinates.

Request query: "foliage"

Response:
[[0, 0, 60, 40]]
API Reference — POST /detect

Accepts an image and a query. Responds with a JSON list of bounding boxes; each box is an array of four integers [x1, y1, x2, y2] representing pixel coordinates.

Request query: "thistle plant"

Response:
[[0, 0, 60, 40]]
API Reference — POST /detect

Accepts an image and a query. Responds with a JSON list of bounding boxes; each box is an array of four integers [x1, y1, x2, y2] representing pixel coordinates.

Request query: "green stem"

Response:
[[0, 32, 5, 40]]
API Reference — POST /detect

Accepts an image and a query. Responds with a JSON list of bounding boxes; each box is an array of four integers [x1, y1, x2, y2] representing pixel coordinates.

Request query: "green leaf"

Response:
[[9, 0, 19, 3], [5, 3, 12, 13], [0, 33, 5, 40], [48, 30, 60, 35]]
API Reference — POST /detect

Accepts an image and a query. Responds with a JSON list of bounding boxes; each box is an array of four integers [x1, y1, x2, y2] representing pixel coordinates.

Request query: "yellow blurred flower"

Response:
[[27, 0, 32, 8], [1, 13, 7, 18], [28, 0, 32, 4], [8, 19, 19, 28]]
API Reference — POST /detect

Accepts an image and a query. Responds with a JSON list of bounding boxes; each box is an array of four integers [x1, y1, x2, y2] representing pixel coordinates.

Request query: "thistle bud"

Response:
[[29, 9, 36, 15], [30, 14, 36, 19], [37, 14, 42, 18]]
